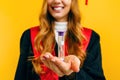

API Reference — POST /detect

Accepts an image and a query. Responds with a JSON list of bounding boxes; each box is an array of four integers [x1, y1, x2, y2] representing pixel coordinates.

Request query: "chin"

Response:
[[53, 15, 63, 19]]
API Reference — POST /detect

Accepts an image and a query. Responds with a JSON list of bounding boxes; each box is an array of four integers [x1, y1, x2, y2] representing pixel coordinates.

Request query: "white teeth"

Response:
[[54, 7, 63, 10]]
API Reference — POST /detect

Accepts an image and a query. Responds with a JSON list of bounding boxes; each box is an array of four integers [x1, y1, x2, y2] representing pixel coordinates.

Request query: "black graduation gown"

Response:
[[14, 28, 106, 80]]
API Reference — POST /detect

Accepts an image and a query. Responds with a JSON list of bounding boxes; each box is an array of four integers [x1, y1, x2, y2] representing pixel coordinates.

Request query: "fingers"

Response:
[[53, 57, 71, 70], [40, 52, 65, 76], [40, 53, 51, 68], [49, 62, 64, 77], [40, 53, 79, 76], [51, 57, 73, 75], [69, 55, 80, 72], [59, 55, 80, 72]]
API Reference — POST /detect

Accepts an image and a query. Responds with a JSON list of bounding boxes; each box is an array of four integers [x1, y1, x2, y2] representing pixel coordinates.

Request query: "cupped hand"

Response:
[[40, 52, 80, 77]]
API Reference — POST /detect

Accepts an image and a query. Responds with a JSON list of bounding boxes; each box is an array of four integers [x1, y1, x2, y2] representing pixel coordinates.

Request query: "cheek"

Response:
[[63, 0, 72, 4], [47, 1, 53, 11], [64, 4, 71, 12], [47, 0, 52, 7], [64, 1, 72, 9], [47, 4, 51, 12], [47, 0, 54, 5]]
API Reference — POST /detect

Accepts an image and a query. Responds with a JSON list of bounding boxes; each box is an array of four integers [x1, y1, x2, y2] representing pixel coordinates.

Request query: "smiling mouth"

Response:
[[52, 6, 64, 11]]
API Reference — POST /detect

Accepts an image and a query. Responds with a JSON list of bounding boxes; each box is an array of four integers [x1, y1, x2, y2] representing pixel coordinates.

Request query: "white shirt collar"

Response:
[[54, 22, 67, 32]]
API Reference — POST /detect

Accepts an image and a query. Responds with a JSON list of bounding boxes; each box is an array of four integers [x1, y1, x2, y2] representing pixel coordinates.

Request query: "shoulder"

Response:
[[83, 28, 101, 54], [82, 27, 100, 41], [21, 26, 39, 38], [30, 26, 40, 37], [20, 28, 31, 49], [87, 28, 101, 51], [20, 26, 39, 44], [20, 28, 30, 42], [30, 26, 40, 32], [82, 27, 100, 51]]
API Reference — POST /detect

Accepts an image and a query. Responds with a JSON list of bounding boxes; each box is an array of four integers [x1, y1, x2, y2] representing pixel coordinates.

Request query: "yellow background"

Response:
[[0, 0, 120, 80]]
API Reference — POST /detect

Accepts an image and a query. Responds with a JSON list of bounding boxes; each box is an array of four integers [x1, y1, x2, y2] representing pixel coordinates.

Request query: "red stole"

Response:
[[30, 26, 92, 80]]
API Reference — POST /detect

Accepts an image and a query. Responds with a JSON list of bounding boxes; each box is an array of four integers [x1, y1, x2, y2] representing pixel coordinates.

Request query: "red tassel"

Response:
[[85, 0, 88, 5]]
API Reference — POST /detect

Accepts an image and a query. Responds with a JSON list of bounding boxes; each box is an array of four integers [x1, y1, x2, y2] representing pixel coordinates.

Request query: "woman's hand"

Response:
[[40, 52, 80, 77]]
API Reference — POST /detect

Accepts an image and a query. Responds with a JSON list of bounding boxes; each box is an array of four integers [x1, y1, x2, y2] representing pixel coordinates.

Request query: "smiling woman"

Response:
[[14, 0, 106, 80], [1, 0, 120, 80]]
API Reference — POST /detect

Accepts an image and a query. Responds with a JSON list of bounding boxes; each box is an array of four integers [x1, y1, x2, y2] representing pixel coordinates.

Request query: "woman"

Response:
[[14, 0, 106, 80]]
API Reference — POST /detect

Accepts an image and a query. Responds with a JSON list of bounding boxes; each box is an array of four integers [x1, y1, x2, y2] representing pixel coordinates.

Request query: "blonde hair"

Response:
[[32, 0, 86, 74]]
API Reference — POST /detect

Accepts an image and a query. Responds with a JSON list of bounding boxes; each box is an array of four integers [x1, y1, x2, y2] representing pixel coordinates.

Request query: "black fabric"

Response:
[[14, 29, 106, 80], [59, 72, 76, 80], [76, 30, 106, 80], [14, 30, 40, 80]]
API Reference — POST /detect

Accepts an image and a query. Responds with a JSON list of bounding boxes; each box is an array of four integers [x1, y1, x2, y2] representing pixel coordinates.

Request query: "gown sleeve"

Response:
[[14, 29, 39, 80], [76, 30, 106, 80]]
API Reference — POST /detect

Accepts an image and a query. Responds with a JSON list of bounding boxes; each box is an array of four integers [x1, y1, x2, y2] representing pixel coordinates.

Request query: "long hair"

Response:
[[32, 0, 86, 74]]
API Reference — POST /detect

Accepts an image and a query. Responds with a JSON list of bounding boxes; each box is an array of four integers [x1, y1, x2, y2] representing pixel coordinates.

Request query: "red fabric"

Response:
[[30, 26, 92, 80], [30, 26, 40, 58], [30, 26, 59, 80], [82, 27, 92, 51]]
